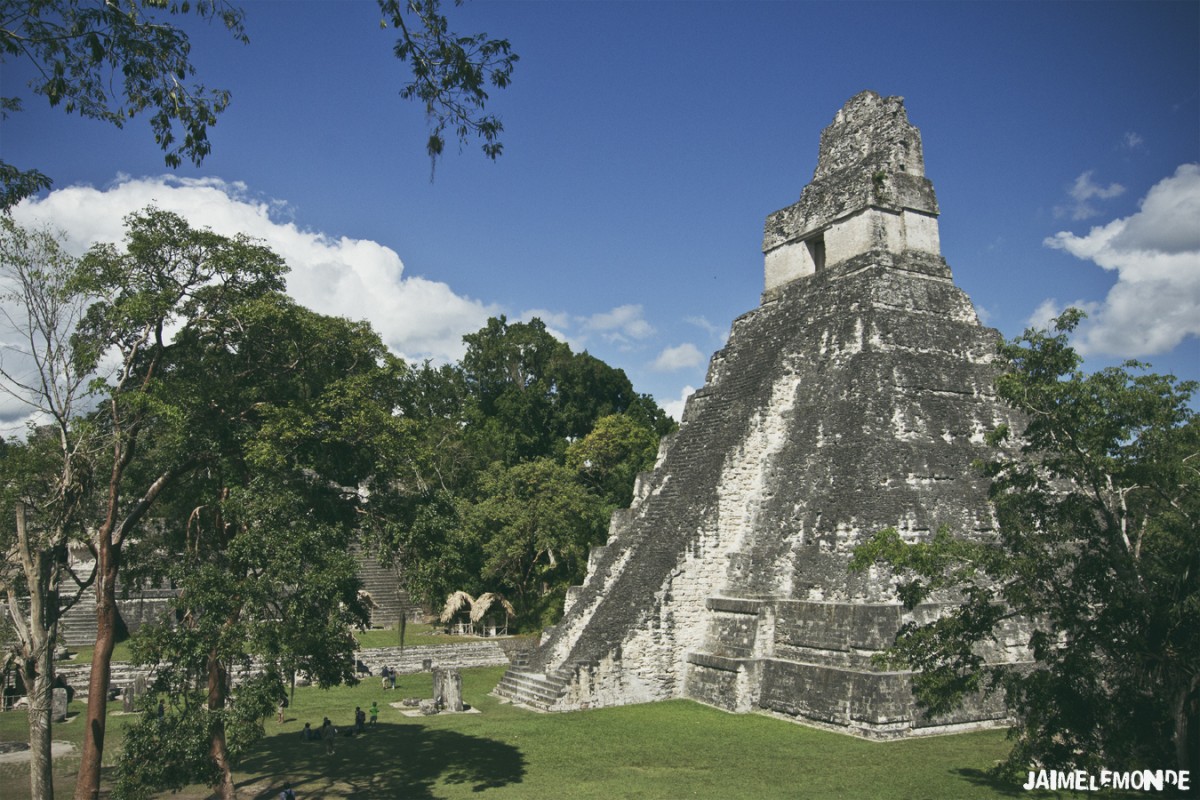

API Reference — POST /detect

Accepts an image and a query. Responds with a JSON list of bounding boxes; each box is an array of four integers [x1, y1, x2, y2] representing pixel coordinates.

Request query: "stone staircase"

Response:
[[493, 665, 575, 710], [354, 549, 416, 629], [491, 641, 580, 709], [57, 585, 97, 648]]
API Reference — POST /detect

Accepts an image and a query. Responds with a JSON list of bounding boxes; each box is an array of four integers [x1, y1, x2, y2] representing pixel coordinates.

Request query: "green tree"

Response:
[[461, 316, 642, 464], [852, 310, 1199, 778], [111, 294, 400, 800], [67, 208, 287, 800], [367, 318, 673, 630], [466, 458, 608, 625], [383, 487, 479, 615], [566, 412, 660, 509]]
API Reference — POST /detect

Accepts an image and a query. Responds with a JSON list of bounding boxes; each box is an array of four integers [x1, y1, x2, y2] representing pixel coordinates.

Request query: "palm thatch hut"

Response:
[[470, 592, 515, 637], [440, 590, 475, 635]]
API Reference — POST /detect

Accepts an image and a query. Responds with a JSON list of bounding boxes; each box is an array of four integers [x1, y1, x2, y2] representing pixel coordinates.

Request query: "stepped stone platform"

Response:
[[493, 91, 1030, 737], [49, 641, 513, 700]]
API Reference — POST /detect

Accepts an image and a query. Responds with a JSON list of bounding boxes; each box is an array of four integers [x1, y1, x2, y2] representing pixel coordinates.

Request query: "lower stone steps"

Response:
[[492, 666, 571, 710]]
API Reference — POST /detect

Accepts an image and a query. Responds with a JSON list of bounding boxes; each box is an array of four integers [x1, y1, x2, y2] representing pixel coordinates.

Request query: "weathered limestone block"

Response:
[[432, 667, 463, 712], [763, 92, 941, 292], [52, 687, 68, 722], [122, 674, 146, 713]]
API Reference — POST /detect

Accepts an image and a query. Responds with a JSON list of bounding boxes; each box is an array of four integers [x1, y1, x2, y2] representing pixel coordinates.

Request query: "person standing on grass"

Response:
[[320, 717, 336, 754], [355, 705, 367, 733], [369, 701, 379, 725]]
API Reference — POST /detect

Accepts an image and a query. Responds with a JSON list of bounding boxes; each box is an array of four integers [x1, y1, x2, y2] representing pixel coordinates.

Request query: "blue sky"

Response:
[[3, 0, 1198, 423]]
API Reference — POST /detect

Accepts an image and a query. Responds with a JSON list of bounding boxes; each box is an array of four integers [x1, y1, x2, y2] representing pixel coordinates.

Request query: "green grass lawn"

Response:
[[0, 694, 135, 799], [0, 665, 1119, 799], [63, 639, 135, 664]]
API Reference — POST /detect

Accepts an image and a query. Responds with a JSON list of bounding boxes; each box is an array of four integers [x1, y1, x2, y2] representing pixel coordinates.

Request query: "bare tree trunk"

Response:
[[26, 650, 55, 800], [8, 502, 59, 800], [208, 650, 236, 800], [73, 542, 117, 800]]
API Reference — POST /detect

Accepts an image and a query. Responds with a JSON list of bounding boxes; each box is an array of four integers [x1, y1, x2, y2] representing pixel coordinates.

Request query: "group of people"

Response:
[[379, 664, 398, 689], [300, 702, 381, 754]]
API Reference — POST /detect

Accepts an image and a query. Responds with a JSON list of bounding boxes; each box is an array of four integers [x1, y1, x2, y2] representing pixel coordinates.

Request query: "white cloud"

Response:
[[1041, 163, 1200, 356], [1024, 298, 1100, 333], [10, 176, 497, 363], [518, 308, 572, 331], [685, 315, 729, 344], [582, 304, 655, 344], [1123, 132, 1145, 150], [651, 343, 705, 372], [660, 384, 696, 422], [1056, 170, 1126, 220]]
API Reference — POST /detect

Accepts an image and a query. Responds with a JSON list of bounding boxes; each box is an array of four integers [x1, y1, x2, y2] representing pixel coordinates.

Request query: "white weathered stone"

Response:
[[493, 91, 1028, 737]]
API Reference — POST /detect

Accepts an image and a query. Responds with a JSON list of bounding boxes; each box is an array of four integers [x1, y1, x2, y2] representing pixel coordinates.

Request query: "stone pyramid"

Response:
[[495, 91, 1022, 737]]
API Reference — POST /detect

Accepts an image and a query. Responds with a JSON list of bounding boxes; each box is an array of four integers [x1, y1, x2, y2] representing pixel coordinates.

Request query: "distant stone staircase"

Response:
[[354, 549, 416, 629], [57, 584, 97, 648]]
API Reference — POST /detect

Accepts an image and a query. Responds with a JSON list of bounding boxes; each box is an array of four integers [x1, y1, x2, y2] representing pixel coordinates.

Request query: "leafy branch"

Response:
[[379, 0, 517, 166]]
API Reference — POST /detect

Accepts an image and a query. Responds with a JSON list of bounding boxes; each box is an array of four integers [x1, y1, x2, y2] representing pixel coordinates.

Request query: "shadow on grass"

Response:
[[237, 722, 525, 799], [952, 768, 1024, 797]]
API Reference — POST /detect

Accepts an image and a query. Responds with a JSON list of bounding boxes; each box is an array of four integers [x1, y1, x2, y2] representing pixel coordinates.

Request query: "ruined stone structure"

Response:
[[494, 91, 1026, 737]]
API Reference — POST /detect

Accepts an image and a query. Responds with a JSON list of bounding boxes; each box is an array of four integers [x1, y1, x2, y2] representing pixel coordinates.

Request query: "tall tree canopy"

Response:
[[68, 208, 288, 800], [112, 294, 404, 800], [852, 309, 1199, 779], [374, 315, 675, 627], [1, 211, 671, 797]]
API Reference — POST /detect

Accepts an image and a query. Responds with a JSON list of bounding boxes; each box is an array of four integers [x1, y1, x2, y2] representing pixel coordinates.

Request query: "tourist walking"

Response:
[[369, 701, 379, 725]]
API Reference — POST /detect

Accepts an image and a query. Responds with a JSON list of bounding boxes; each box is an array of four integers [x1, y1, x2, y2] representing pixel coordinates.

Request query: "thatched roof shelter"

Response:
[[470, 592, 515, 623], [439, 591, 474, 624]]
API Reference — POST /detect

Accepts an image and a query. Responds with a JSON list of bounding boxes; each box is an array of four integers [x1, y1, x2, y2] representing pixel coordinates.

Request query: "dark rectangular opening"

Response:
[[805, 234, 826, 272]]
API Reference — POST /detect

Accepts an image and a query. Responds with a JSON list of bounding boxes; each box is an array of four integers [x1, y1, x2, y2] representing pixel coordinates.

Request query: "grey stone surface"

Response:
[[52, 687, 68, 722], [122, 674, 146, 713], [493, 91, 1028, 737], [433, 667, 464, 712]]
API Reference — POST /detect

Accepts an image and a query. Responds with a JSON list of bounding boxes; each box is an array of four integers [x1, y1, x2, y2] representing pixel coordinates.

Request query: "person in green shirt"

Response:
[[369, 701, 379, 726]]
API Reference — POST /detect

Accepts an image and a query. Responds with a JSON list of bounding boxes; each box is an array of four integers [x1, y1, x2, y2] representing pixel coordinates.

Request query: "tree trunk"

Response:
[[208, 650, 236, 800], [1176, 674, 1200, 774], [11, 501, 58, 800], [26, 652, 55, 800], [73, 545, 118, 800]]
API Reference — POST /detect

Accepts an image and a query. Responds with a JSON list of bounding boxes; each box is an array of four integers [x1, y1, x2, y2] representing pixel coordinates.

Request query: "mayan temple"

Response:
[[494, 91, 1025, 737]]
